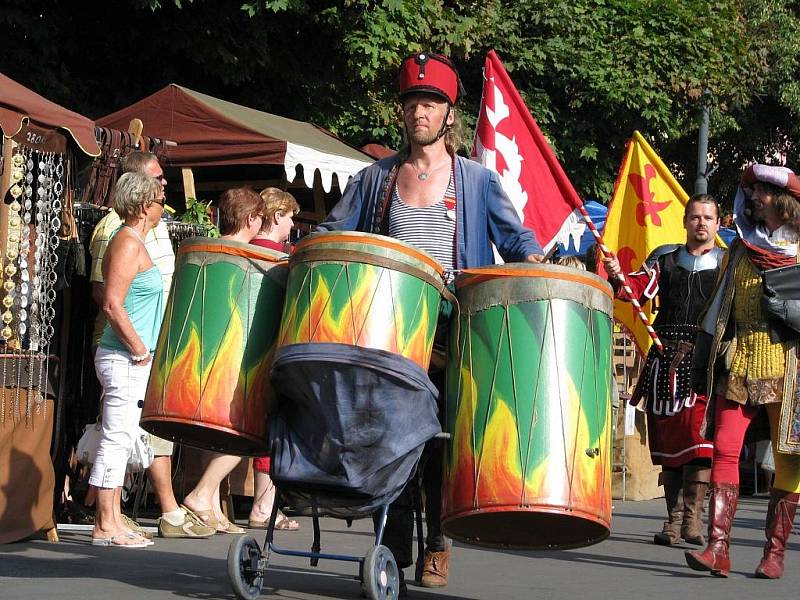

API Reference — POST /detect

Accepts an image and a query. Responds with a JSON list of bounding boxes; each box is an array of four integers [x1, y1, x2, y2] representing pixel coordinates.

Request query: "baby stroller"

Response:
[[227, 343, 442, 600]]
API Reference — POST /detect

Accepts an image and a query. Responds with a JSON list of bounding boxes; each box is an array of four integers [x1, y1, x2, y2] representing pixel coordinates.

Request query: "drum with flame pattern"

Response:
[[442, 263, 614, 549]]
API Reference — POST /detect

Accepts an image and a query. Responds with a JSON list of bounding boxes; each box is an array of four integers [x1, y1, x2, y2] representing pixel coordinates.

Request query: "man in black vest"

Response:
[[605, 194, 722, 546]]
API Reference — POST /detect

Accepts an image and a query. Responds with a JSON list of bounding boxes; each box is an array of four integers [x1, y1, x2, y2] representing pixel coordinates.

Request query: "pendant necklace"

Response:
[[410, 160, 448, 181]]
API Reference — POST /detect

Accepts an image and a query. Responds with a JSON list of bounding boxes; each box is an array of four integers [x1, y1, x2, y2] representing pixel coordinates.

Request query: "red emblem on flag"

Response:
[[629, 164, 672, 226]]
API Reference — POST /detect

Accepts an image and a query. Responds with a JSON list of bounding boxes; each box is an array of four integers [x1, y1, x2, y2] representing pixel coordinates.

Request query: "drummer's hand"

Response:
[[525, 253, 545, 263], [603, 256, 622, 278]]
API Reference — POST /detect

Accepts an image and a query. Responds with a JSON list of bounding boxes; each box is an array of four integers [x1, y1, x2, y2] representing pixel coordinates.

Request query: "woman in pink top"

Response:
[[250, 187, 299, 253]]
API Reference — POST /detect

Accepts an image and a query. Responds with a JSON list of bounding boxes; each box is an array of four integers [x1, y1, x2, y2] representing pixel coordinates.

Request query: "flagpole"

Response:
[[576, 205, 665, 354]]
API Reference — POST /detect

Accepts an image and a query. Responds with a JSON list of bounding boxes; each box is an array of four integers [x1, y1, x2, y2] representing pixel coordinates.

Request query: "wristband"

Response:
[[130, 352, 150, 362]]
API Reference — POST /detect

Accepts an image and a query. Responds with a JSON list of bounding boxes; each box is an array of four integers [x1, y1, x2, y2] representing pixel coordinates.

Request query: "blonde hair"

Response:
[[113, 172, 161, 220], [259, 187, 300, 233], [556, 255, 586, 271], [443, 109, 466, 155]]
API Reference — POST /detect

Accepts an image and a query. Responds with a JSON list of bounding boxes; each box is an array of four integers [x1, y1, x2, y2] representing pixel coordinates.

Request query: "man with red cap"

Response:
[[319, 51, 543, 594], [685, 163, 800, 579]]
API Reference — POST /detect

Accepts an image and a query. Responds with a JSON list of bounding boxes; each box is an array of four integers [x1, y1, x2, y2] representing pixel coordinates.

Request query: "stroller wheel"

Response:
[[228, 534, 264, 600], [362, 544, 399, 600]]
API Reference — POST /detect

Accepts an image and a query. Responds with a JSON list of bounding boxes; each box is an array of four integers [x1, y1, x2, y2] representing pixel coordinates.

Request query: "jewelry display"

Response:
[[1, 144, 66, 425], [2, 151, 25, 344]]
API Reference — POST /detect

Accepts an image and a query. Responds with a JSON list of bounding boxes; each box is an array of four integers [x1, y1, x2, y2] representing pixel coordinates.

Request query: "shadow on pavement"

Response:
[[0, 533, 475, 599]]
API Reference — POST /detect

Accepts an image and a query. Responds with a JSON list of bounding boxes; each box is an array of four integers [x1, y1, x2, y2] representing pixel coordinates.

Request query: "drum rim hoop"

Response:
[[177, 238, 287, 263], [456, 266, 612, 299], [289, 247, 445, 293], [295, 231, 444, 276]]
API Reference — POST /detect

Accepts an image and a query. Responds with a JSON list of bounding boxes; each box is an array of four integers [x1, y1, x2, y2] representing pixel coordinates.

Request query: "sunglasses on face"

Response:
[[153, 174, 168, 186], [151, 196, 166, 207]]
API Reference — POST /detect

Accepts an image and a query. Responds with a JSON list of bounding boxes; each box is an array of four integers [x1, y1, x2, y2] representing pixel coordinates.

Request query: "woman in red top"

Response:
[[249, 187, 300, 253], [248, 187, 301, 530]]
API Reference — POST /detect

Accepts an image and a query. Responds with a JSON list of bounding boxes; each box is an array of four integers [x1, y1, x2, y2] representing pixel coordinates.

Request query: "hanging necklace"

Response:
[[123, 224, 146, 244], [409, 159, 449, 181]]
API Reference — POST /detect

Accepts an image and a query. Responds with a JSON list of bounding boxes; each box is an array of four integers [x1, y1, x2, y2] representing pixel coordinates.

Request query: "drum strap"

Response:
[[374, 163, 401, 234]]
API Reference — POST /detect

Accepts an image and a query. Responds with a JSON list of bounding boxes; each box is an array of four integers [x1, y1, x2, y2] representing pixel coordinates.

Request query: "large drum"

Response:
[[268, 231, 445, 516], [276, 231, 444, 370], [442, 263, 614, 549], [141, 238, 287, 456]]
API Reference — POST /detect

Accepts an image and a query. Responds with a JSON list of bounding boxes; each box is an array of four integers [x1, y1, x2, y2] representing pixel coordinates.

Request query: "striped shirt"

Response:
[[388, 172, 456, 273]]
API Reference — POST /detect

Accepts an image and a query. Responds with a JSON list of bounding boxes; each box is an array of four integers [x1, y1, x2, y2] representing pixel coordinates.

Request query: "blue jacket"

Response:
[[318, 154, 542, 268]]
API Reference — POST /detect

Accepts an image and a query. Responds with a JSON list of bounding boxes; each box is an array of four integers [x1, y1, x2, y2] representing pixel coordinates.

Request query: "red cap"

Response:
[[399, 53, 460, 105]]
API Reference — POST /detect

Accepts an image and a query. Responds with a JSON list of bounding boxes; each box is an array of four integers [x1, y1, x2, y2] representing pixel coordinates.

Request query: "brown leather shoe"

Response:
[[681, 465, 711, 546], [685, 483, 738, 578], [420, 550, 449, 588], [754, 489, 798, 579], [653, 470, 683, 546]]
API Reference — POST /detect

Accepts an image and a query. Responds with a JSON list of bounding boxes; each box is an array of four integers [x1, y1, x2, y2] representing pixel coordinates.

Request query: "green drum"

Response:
[[142, 238, 287, 456], [442, 263, 614, 549], [277, 231, 444, 370]]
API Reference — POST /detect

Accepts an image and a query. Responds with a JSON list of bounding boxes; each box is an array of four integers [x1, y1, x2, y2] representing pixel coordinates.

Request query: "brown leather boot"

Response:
[[420, 549, 450, 587], [681, 465, 711, 546], [685, 483, 738, 577], [754, 489, 798, 579], [654, 470, 683, 546]]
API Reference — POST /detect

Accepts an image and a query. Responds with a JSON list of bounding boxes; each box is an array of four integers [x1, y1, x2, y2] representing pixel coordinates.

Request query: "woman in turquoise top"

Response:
[[89, 171, 166, 548]]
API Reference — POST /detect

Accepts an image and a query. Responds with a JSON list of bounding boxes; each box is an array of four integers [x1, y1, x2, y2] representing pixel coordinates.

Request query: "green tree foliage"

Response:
[[3, 0, 799, 204]]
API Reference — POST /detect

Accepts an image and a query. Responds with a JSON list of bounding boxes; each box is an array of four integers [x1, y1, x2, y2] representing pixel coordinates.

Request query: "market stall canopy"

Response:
[[0, 72, 101, 156], [96, 84, 373, 192]]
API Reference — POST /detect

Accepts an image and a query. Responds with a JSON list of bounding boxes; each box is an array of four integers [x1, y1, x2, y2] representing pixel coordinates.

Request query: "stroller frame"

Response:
[[228, 497, 401, 600]]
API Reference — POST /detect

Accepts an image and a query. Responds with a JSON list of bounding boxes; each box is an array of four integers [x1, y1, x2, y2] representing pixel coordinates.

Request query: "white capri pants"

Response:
[[88, 347, 151, 489]]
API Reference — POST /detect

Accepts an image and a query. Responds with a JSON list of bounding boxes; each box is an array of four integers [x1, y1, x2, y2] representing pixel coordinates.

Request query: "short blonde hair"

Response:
[[113, 172, 161, 220], [259, 187, 300, 233], [556, 255, 586, 271]]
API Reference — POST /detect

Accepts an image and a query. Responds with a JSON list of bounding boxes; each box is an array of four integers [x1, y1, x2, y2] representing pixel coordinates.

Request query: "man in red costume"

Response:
[[686, 164, 800, 579]]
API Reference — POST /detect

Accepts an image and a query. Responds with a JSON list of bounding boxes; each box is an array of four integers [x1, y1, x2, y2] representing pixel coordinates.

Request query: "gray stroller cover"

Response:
[[269, 342, 441, 517]]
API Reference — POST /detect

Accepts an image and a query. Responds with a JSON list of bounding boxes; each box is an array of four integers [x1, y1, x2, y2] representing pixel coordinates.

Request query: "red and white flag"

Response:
[[472, 50, 585, 253]]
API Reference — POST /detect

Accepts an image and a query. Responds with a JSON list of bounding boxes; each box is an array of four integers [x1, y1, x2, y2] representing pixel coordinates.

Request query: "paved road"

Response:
[[1, 496, 797, 600]]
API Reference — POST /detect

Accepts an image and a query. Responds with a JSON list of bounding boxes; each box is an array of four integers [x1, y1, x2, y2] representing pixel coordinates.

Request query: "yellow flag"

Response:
[[602, 131, 724, 355]]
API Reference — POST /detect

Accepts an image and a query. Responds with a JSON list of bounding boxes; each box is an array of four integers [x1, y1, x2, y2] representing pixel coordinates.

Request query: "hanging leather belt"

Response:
[[662, 339, 694, 373]]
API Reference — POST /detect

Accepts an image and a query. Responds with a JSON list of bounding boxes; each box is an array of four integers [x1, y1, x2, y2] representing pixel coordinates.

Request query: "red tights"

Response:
[[711, 395, 800, 492], [710, 396, 758, 485]]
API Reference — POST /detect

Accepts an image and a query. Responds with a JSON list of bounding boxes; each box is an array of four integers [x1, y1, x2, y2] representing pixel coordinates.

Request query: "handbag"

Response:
[[76, 419, 102, 466], [763, 263, 800, 299], [128, 427, 154, 473], [75, 417, 154, 473]]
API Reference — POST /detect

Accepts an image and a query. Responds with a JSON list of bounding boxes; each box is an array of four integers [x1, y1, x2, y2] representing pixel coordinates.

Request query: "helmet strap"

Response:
[[434, 103, 452, 143]]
